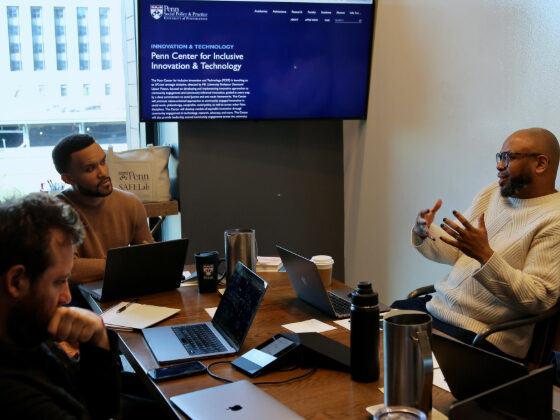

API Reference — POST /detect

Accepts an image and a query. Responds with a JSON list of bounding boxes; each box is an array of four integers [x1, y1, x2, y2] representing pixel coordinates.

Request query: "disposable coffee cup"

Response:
[[311, 255, 334, 288]]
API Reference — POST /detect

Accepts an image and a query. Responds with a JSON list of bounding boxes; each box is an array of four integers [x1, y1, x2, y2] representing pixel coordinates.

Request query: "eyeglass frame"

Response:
[[495, 152, 542, 168]]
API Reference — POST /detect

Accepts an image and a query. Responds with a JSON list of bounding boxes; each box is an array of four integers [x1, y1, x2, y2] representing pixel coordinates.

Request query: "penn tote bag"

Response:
[[107, 145, 171, 202]]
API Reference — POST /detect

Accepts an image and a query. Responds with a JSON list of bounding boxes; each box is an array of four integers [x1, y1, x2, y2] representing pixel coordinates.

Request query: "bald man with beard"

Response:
[[395, 128, 560, 359]]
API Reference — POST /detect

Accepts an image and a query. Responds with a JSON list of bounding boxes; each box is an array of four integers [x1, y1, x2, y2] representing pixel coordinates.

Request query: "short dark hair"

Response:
[[52, 134, 95, 174], [0, 193, 84, 282]]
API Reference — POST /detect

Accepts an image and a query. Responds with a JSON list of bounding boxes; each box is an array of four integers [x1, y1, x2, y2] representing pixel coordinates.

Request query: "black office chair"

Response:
[[407, 285, 560, 369]]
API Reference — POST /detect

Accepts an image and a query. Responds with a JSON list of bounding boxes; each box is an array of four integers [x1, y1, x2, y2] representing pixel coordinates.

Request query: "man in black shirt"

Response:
[[0, 193, 121, 419]]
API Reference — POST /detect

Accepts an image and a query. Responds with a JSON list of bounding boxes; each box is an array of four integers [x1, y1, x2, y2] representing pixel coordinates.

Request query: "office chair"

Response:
[[407, 285, 560, 369]]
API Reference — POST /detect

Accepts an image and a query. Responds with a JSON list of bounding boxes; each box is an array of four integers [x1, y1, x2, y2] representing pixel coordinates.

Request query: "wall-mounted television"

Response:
[[138, 0, 375, 121]]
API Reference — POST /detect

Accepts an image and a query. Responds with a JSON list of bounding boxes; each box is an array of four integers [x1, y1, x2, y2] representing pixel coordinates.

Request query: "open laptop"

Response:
[[432, 332, 529, 401], [142, 262, 268, 364], [170, 380, 304, 420], [79, 238, 188, 302], [277, 245, 390, 318], [277, 245, 353, 318], [448, 365, 554, 420]]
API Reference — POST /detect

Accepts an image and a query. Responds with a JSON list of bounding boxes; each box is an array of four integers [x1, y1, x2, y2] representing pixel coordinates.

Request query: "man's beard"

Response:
[[6, 297, 51, 347], [76, 177, 113, 198], [500, 173, 531, 197]]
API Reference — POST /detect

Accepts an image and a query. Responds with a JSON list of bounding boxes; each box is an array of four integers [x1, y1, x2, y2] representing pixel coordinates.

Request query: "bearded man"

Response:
[[0, 193, 121, 418], [394, 128, 560, 359], [52, 134, 153, 285]]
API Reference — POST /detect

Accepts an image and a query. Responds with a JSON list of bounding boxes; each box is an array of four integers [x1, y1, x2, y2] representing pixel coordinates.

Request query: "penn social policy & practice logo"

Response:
[[151, 5, 163, 19]]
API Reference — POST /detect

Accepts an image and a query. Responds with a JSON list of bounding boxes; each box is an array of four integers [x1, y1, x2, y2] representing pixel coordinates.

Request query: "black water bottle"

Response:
[[350, 281, 380, 382]]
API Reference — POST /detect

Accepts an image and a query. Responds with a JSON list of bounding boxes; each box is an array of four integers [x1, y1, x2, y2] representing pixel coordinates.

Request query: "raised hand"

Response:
[[414, 200, 442, 241], [439, 211, 494, 264]]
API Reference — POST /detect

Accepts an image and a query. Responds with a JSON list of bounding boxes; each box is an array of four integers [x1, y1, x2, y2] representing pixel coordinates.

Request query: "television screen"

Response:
[[138, 0, 375, 121]]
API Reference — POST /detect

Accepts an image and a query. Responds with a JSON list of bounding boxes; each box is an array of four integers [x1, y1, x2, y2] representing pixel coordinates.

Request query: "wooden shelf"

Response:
[[143, 200, 179, 218]]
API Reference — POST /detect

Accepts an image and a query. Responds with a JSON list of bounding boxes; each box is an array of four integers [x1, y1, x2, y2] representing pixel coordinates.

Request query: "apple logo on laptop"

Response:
[[227, 405, 243, 411]]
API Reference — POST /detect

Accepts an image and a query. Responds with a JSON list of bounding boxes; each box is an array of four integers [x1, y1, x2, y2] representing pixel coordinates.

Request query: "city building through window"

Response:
[[1, 1, 131, 199]]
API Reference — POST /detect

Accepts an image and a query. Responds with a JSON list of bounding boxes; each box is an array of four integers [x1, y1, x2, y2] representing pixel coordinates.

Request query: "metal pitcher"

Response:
[[224, 228, 257, 281], [383, 310, 433, 415]]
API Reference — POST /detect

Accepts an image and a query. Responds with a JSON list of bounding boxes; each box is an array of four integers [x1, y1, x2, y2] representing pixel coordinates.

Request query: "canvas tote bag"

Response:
[[107, 145, 171, 202]]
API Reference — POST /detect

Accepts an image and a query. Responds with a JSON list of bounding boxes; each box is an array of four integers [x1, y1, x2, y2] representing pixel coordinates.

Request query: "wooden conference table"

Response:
[[81, 270, 454, 419]]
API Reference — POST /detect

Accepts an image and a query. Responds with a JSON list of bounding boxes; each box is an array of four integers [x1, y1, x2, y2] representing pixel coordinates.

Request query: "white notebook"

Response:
[[102, 302, 180, 330]]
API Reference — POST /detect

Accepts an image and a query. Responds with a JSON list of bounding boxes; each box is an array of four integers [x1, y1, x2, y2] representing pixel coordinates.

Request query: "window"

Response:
[[99, 8, 112, 70], [54, 7, 67, 71], [29, 124, 80, 147], [77, 8, 90, 70], [0, 125, 24, 148], [7, 6, 22, 71], [31, 7, 45, 71], [85, 122, 126, 144], [0, 1, 132, 200]]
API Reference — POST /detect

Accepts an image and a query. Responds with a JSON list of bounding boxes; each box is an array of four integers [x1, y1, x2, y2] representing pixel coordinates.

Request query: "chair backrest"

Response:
[[525, 301, 560, 369]]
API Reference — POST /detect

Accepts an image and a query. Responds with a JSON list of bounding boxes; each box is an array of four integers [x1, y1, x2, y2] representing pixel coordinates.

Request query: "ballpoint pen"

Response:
[[117, 299, 138, 313]]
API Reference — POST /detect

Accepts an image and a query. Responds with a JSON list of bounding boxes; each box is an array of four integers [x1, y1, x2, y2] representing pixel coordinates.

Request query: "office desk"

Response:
[[81, 272, 454, 419]]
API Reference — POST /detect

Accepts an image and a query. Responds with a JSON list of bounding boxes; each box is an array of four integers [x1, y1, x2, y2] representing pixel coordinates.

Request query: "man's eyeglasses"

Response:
[[496, 152, 541, 168]]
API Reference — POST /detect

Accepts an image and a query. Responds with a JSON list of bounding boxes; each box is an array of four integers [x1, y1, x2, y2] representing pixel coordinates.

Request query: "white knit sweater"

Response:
[[413, 183, 560, 358]]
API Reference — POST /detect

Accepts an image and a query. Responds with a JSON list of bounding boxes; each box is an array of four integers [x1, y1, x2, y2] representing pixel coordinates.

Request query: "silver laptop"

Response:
[[142, 262, 267, 364], [170, 380, 304, 420], [276, 245, 357, 318], [79, 238, 188, 302]]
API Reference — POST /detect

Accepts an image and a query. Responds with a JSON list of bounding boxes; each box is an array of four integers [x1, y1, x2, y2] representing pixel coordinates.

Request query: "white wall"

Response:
[[344, 0, 560, 304]]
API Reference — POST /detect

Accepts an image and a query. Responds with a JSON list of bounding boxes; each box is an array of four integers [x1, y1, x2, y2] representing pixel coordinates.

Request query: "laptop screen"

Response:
[[213, 262, 268, 349]]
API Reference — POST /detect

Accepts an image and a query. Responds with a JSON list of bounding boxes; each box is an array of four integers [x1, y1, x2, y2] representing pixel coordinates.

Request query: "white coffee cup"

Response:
[[311, 255, 334, 288]]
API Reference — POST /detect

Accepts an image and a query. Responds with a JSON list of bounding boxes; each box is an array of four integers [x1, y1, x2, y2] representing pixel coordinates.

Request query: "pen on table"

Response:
[[117, 299, 138, 313]]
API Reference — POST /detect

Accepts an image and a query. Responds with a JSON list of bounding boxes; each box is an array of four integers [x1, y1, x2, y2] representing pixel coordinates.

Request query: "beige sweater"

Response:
[[59, 188, 154, 284], [413, 183, 560, 358]]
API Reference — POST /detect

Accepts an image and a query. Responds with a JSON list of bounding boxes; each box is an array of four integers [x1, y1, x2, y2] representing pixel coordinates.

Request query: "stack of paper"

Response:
[[101, 302, 180, 331], [256, 256, 283, 272]]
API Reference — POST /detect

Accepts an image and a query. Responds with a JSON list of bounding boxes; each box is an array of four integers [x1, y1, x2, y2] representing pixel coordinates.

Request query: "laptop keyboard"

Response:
[[172, 324, 227, 356], [328, 291, 351, 316]]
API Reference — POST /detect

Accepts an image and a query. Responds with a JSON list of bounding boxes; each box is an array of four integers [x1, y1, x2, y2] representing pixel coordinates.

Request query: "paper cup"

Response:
[[311, 255, 334, 288]]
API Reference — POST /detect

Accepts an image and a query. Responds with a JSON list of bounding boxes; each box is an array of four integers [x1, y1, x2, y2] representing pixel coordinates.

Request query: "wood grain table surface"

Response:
[[81, 270, 455, 419]]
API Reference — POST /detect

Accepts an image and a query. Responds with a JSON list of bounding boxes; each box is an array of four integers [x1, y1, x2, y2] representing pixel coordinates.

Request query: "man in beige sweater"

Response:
[[52, 134, 153, 286], [396, 128, 560, 359]]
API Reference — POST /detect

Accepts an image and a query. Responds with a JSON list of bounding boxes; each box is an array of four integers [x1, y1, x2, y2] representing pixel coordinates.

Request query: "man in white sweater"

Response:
[[404, 128, 560, 359]]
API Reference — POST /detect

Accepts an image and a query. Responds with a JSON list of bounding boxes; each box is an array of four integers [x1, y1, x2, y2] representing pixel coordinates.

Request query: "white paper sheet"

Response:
[[282, 319, 336, 333], [205, 307, 217, 318], [334, 318, 350, 330]]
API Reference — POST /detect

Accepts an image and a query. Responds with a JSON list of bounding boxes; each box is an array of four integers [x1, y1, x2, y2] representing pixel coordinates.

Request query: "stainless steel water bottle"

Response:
[[350, 281, 380, 382]]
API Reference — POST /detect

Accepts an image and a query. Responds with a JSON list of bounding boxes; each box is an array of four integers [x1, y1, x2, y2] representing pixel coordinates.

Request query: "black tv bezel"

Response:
[[137, 0, 376, 122]]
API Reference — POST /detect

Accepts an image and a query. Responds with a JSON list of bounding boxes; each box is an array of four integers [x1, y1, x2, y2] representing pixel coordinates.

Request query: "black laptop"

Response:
[[142, 262, 268, 364], [79, 238, 188, 302], [449, 365, 554, 420], [432, 332, 529, 401]]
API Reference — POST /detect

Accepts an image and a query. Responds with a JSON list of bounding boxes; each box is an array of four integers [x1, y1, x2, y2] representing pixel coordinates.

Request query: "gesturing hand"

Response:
[[48, 307, 110, 351], [439, 211, 494, 264], [414, 200, 442, 241]]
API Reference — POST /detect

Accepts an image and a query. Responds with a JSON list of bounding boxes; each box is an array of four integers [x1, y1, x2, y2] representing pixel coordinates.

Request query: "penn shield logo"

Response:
[[150, 5, 163, 19]]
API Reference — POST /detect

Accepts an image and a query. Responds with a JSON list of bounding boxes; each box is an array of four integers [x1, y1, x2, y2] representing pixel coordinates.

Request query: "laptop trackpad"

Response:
[[143, 326, 188, 362]]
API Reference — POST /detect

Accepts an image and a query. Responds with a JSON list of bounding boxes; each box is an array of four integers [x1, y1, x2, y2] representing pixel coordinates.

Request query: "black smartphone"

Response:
[[147, 361, 206, 382]]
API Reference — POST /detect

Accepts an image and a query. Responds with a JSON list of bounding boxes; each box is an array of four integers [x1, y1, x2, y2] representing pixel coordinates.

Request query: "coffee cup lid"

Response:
[[311, 255, 334, 266]]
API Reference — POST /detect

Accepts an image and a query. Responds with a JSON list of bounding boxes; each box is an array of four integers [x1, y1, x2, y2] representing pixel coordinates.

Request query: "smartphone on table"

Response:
[[147, 361, 206, 382]]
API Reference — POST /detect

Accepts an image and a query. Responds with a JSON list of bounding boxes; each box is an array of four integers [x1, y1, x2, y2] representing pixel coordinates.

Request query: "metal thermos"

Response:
[[383, 310, 433, 415], [350, 281, 380, 382], [224, 228, 257, 281]]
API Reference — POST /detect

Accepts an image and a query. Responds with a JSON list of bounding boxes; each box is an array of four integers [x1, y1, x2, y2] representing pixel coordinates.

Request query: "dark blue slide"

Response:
[[138, 0, 374, 120]]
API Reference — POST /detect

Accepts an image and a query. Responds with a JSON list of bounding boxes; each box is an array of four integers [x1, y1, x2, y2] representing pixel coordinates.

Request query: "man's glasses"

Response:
[[496, 152, 541, 168]]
